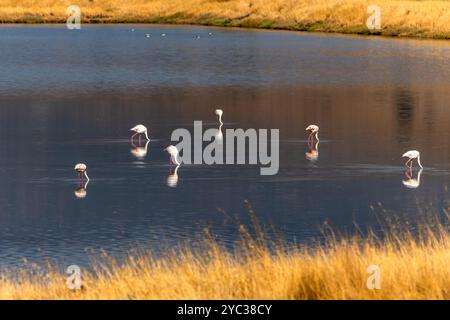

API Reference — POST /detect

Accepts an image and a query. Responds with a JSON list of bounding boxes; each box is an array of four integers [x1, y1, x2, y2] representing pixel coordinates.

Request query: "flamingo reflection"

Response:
[[166, 164, 180, 187], [216, 123, 223, 143], [130, 139, 150, 159], [403, 168, 423, 189], [74, 181, 89, 199], [306, 139, 319, 161]]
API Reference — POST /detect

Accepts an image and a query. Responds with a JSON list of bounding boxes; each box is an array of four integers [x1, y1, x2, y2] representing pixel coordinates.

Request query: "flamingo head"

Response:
[[306, 124, 319, 133], [164, 145, 178, 157]]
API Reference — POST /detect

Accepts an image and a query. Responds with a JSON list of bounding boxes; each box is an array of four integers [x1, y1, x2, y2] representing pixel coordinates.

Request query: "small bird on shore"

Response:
[[306, 124, 319, 143], [402, 150, 423, 169], [130, 124, 150, 145], [215, 109, 223, 125], [74, 163, 90, 182], [165, 145, 180, 166], [145, 33, 150, 38]]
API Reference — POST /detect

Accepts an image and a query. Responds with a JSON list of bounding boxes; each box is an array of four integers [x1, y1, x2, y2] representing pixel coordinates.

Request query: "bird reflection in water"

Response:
[[216, 123, 223, 144], [403, 168, 423, 189], [306, 139, 319, 162], [166, 164, 180, 188], [74, 181, 89, 199], [130, 139, 150, 160]]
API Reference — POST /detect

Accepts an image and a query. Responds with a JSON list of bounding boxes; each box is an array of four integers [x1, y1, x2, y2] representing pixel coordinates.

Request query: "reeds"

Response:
[[0, 213, 448, 299], [0, 0, 449, 39]]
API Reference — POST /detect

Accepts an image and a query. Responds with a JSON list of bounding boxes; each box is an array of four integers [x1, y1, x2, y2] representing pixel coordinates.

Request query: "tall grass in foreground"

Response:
[[0, 213, 449, 299], [1, 0, 450, 39]]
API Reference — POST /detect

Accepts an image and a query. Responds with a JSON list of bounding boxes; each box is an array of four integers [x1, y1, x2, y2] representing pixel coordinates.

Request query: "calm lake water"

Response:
[[0, 25, 449, 269]]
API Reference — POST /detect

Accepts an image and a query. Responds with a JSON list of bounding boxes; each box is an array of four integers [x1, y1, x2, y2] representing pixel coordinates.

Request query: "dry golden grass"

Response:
[[0, 0, 449, 39], [0, 214, 448, 300]]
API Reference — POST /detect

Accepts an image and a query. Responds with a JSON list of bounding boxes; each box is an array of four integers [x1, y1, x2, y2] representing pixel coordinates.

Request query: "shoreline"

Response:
[[1, 19, 450, 41], [1, 0, 449, 40]]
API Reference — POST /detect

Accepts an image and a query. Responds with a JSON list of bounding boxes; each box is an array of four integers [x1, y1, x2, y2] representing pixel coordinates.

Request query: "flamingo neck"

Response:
[[417, 155, 423, 168], [218, 115, 223, 125], [172, 154, 180, 166], [144, 130, 150, 141], [84, 171, 90, 181], [417, 169, 423, 183], [315, 132, 320, 141]]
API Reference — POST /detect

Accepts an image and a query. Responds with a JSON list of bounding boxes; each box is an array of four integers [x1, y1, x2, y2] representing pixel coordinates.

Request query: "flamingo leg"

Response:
[[138, 134, 142, 146], [130, 132, 138, 144], [405, 158, 411, 168]]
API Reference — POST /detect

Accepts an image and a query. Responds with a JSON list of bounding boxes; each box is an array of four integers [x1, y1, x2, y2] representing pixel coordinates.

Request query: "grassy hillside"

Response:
[[0, 0, 449, 39]]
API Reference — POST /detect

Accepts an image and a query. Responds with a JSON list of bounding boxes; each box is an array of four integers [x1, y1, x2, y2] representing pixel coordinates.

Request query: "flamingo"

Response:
[[165, 145, 180, 167], [74, 163, 90, 183], [306, 124, 319, 143], [130, 124, 150, 145], [402, 150, 423, 169], [215, 109, 223, 125]]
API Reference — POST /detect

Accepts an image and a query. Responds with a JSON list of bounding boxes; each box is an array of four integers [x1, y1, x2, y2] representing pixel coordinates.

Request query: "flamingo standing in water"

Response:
[[402, 150, 423, 169], [165, 145, 180, 167], [306, 124, 319, 144], [215, 109, 223, 125], [130, 124, 150, 145], [74, 163, 90, 183]]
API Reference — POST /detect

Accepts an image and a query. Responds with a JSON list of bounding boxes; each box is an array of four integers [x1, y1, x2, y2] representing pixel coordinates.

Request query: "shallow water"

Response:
[[0, 25, 449, 269]]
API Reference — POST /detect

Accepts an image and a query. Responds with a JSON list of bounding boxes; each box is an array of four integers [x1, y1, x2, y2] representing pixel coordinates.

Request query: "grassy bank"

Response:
[[0, 215, 449, 299], [0, 0, 449, 39]]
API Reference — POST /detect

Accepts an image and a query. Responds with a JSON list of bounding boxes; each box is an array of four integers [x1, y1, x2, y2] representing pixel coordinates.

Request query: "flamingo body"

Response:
[[402, 150, 423, 169], [306, 124, 320, 142], [165, 145, 180, 166], [74, 163, 90, 181], [130, 124, 150, 141]]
